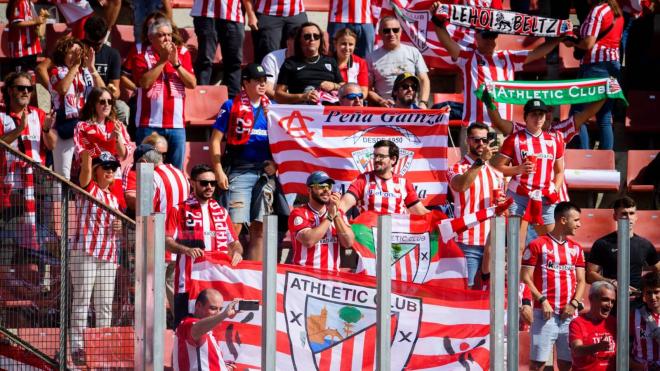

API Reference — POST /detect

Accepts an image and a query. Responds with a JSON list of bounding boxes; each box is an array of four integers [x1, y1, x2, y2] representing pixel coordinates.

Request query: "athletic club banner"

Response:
[[434, 4, 574, 37], [187, 253, 491, 370], [474, 77, 628, 109], [268, 105, 450, 206]]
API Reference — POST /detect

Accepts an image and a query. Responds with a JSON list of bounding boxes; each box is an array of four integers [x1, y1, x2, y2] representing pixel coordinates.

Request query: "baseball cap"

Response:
[[306, 171, 335, 186], [393, 72, 420, 91], [133, 143, 156, 163], [524, 99, 551, 115], [241, 63, 273, 80], [93, 151, 120, 169]]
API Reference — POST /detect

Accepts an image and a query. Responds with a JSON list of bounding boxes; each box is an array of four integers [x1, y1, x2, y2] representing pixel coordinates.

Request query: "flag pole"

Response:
[[262, 215, 278, 371], [506, 216, 521, 370], [490, 216, 506, 371], [616, 218, 630, 371], [376, 215, 392, 370]]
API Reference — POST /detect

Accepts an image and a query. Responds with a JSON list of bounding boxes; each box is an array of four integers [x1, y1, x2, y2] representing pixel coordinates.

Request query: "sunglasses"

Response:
[[12, 85, 34, 93], [342, 93, 363, 100], [303, 33, 321, 41], [469, 137, 489, 144], [101, 164, 118, 171], [197, 180, 217, 187], [398, 83, 417, 91], [310, 183, 332, 191], [98, 99, 113, 105], [373, 154, 390, 160], [382, 27, 400, 35]]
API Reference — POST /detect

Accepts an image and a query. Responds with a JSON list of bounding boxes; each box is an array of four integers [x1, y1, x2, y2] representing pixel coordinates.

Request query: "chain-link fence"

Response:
[[0, 140, 136, 369]]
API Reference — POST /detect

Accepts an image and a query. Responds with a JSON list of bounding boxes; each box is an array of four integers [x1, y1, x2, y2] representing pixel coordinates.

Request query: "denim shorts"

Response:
[[507, 190, 556, 226], [456, 243, 484, 287], [225, 165, 268, 224], [530, 309, 572, 362]]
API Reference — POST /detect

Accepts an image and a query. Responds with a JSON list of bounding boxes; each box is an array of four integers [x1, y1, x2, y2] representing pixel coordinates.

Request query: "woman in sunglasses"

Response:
[[275, 22, 344, 104], [74, 86, 131, 209], [333, 27, 369, 100]]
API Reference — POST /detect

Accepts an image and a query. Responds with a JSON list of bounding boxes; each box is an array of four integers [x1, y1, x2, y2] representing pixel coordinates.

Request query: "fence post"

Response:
[[135, 163, 155, 370], [616, 218, 630, 371], [506, 216, 520, 371], [490, 216, 506, 371], [58, 189, 69, 371], [262, 215, 278, 371], [376, 215, 392, 371]]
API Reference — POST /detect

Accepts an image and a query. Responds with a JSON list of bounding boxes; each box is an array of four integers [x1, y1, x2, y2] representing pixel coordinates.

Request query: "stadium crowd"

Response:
[[0, 0, 659, 369]]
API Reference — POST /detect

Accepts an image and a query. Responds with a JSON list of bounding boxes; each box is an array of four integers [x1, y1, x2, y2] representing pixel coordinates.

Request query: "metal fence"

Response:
[[0, 140, 136, 370]]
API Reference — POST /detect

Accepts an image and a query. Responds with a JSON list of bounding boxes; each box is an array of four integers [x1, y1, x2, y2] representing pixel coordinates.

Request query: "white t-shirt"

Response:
[[366, 44, 428, 99], [261, 48, 287, 87]]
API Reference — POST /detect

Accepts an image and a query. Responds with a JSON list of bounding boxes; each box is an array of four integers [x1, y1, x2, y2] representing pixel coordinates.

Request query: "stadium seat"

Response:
[[44, 23, 71, 60], [184, 142, 211, 176], [17, 328, 60, 358], [564, 149, 619, 192], [110, 24, 135, 58], [558, 43, 580, 71], [306, 0, 331, 11], [627, 150, 659, 192], [625, 91, 660, 133], [636, 210, 660, 249], [83, 327, 134, 368], [432, 93, 464, 127], [572, 208, 615, 252], [184, 85, 227, 127], [171, 0, 193, 7]]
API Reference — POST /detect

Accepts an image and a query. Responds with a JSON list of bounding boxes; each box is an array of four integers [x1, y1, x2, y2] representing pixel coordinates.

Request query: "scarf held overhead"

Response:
[[475, 77, 628, 109], [434, 4, 574, 37]]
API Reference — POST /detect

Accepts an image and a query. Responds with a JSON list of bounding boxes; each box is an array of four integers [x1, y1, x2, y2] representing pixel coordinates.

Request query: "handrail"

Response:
[[0, 139, 136, 225]]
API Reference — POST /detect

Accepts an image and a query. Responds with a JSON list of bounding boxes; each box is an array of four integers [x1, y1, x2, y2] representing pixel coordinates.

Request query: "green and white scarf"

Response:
[[474, 77, 628, 109]]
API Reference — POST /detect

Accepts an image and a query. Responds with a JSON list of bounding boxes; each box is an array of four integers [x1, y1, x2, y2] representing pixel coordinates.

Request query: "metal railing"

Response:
[[0, 139, 136, 370]]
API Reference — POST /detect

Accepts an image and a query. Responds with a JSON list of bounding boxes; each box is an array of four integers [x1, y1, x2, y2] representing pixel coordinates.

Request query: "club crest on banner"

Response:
[[372, 229, 432, 283], [351, 147, 415, 176], [391, 1, 429, 52], [284, 272, 422, 370]]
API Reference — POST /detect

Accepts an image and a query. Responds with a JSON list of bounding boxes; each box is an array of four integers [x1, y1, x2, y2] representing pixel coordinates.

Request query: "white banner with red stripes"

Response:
[[268, 105, 450, 206], [188, 253, 490, 370]]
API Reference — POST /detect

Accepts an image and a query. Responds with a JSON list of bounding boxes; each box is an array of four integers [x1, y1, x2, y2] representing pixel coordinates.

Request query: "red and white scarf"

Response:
[[515, 184, 559, 225], [144, 47, 186, 99], [227, 90, 270, 146], [177, 196, 231, 252]]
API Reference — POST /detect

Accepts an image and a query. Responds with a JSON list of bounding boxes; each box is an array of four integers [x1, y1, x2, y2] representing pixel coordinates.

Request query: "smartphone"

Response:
[[238, 300, 260, 311], [487, 131, 498, 147]]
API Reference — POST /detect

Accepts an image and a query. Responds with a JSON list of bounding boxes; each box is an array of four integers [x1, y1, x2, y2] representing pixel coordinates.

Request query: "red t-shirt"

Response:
[[569, 315, 616, 371]]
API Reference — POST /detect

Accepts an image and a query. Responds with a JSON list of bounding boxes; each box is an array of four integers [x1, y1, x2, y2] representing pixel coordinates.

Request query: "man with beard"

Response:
[[447, 122, 503, 288], [392, 73, 422, 109], [166, 164, 243, 326], [521, 202, 586, 371], [631, 272, 660, 370], [340, 140, 429, 215], [569, 280, 617, 371], [288, 171, 355, 271]]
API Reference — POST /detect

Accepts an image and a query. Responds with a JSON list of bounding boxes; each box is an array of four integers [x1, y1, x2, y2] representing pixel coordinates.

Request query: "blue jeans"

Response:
[[327, 22, 375, 59], [507, 190, 557, 226], [223, 165, 269, 224], [456, 243, 484, 287], [135, 127, 186, 170], [570, 60, 621, 150]]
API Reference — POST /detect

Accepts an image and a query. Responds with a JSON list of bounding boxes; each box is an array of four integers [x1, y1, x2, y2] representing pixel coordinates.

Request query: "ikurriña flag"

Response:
[[268, 105, 450, 206], [186, 252, 491, 370]]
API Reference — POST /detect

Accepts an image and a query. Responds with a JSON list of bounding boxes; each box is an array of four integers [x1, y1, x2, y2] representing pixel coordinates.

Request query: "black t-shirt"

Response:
[[587, 231, 657, 289], [277, 55, 343, 94], [94, 44, 121, 85]]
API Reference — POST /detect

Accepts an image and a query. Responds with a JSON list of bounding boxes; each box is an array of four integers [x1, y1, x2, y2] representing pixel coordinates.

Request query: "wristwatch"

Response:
[[570, 299, 584, 311], [537, 296, 547, 304], [472, 158, 485, 168], [326, 213, 336, 222], [172, 62, 182, 69]]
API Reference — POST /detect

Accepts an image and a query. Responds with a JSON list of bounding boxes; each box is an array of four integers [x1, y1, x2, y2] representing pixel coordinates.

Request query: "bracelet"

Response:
[[326, 213, 336, 222], [42, 127, 50, 133], [537, 296, 547, 304], [172, 63, 182, 69], [521, 299, 532, 306]]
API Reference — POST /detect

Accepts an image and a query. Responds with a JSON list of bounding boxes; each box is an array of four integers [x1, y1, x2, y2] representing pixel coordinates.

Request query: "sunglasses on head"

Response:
[[469, 136, 489, 144], [342, 93, 363, 100], [398, 83, 417, 91], [98, 99, 113, 105], [12, 85, 34, 93], [303, 33, 321, 41], [197, 179, 217, 187], [310, 183, 332, 191], [382, 27, 400, 35]]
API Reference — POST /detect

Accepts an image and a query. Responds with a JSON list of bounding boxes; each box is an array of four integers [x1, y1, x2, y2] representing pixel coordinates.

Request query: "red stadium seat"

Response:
[[573, 208, 615, 252], [625, 91, 660, 133], [171, 0, 193, 7], [83, 327, 134, 368], [184, 85, 227, 127], [44, 23, 71, 59], [184, 142, 211, 176], [636, 210, 660, 249], [306, 0, 331, 11], [627, 150, 659, 192], [17, 328, 60, 358], [564, 149, 619, 192], [110, 24, 135, 58], [558, 42, 580, 71]]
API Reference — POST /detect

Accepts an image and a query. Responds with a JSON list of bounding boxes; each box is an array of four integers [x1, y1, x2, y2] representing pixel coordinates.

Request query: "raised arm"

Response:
[[525, 38, 560, 64], [190, 300, 239, 341]]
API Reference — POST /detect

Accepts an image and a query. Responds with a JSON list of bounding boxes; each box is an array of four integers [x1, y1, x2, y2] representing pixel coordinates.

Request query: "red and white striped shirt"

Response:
[[190, 0, 244, 22], [339, 55, 369, 87], [452, 49, 528, 126], [74, 181, 121, 263], [328, 0, 372, 24], [521, 234, 585, 315], [289, 204, 345, 271], [8, 0, 42, 58], [579, 3, 624, 64], [173, 317, 229, 371], [154, 164, 190, 214], [347, 172, 420, 215], [49, 66, 94, 119], [500, 129, 564, 194], [0, 107, 47, 164], [134, 46, 193, 129], [447, 155, 503, 246], [254, 0, 304, 17], [631, 307, 660, 367]]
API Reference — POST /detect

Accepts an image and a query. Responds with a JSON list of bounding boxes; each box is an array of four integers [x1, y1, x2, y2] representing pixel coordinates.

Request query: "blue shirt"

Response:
[[213, 99, 271, 164]]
